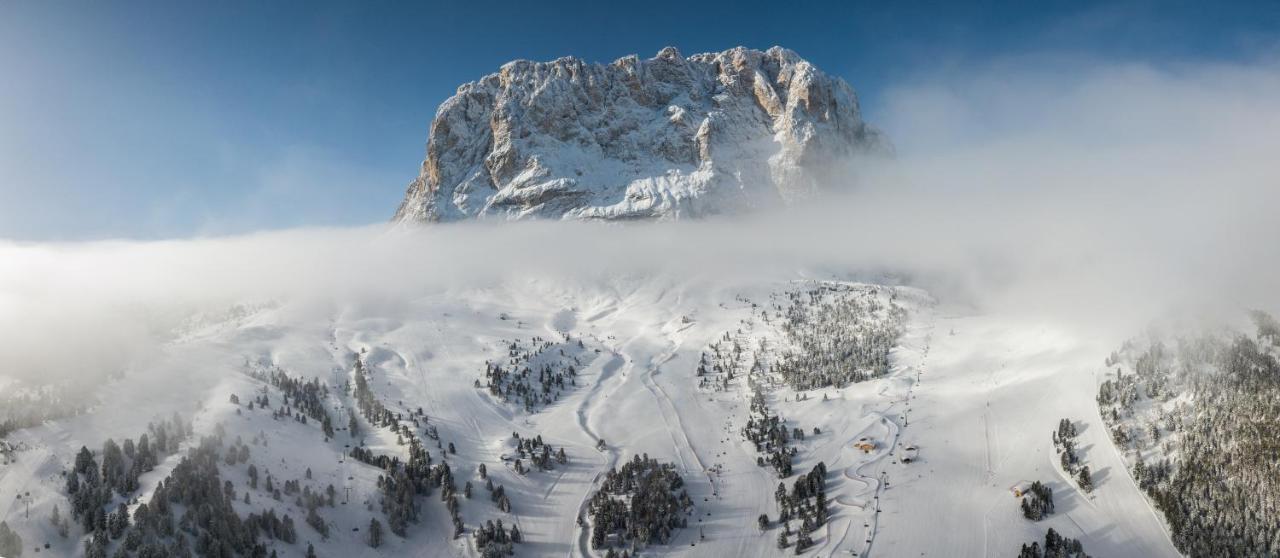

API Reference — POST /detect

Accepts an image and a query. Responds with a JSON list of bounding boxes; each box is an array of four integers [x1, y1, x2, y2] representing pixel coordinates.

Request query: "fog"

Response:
[[3, 56, 1279, 385]]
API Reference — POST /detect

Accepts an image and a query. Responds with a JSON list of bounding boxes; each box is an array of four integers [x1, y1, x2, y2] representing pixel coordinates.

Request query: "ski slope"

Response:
[[0, 275, 1180, 557], [866, 312, 1180, 557]]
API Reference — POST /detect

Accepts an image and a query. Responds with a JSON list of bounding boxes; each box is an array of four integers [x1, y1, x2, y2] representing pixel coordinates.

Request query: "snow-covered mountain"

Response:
[[0, 43, 1207, 558], [393, 46, 886, 223]]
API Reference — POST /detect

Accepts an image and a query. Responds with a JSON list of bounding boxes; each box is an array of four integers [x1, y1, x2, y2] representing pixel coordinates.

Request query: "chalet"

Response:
[[1010, 481, 1033, 498], [854, 437, 876, 453]]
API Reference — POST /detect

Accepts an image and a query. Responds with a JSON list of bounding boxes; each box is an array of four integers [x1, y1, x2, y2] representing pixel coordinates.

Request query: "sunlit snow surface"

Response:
[[0, 275, 1177, 557]]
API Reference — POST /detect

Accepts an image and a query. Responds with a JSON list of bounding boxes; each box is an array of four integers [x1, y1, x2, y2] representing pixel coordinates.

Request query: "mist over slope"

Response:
[[2, 56, 1280, 385]]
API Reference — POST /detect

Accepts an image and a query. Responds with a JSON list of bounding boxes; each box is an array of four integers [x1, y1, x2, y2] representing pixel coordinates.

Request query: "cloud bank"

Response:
[[3, 55, 1279, 384]]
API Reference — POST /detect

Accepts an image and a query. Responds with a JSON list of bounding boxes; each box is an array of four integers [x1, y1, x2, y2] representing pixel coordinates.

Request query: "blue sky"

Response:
[[2, 0, 1277, 240]]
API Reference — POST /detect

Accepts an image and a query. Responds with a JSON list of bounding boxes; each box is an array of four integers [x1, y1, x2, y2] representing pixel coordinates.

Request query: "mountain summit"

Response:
[[393, 46, 886, 223]]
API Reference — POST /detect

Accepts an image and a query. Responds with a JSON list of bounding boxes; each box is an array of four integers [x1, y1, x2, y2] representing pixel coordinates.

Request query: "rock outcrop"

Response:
[[393, 46, 886, 222]]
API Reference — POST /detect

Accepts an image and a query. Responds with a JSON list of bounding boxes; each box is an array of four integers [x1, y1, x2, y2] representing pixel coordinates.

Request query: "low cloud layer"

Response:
[[3, 55, 1279, 384]]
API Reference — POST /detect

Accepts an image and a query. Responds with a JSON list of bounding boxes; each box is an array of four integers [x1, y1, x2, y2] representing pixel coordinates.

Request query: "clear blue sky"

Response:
[[2, 0, 1277, 240]]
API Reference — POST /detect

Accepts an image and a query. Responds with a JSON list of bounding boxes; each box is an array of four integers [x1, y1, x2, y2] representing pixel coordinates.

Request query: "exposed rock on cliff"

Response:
[[393, 46, 886, 222]]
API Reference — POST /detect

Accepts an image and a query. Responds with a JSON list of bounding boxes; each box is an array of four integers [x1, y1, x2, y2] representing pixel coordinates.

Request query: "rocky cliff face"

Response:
[[393, 46, 886, 223]]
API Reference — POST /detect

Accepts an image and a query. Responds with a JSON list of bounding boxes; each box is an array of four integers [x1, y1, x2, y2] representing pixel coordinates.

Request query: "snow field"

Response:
[[0, 276, 1181, 557]]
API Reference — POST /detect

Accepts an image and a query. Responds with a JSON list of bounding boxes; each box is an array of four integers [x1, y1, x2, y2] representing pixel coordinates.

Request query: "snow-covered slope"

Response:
[[393, 46, 886, 223], [0, 274, 1180, 558]]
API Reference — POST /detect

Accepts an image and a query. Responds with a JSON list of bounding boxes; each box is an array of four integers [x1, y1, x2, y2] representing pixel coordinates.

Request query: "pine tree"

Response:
[[368, 517, 383, 548], [1077, 466, 1093, 493], [0, 521, 23, 557], [75, 445, 95, 475], [591, 520, 606, 549], [306, 507, 329, 538], [1022, 497, 1038, 520], [1019, 542, 1042, 558], [108, 503, 130, 539]]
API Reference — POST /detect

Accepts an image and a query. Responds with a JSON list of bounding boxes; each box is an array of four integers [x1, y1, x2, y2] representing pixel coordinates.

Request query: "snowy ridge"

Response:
[[393, 46, 886, 223]]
